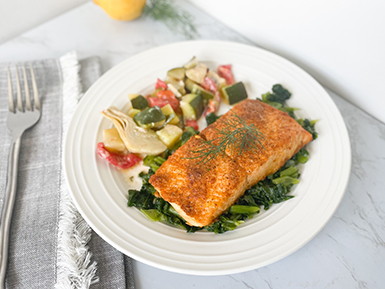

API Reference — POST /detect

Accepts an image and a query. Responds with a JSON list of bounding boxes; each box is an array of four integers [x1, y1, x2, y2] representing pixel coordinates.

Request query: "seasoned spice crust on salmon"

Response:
[[149, 99, 313, 227]]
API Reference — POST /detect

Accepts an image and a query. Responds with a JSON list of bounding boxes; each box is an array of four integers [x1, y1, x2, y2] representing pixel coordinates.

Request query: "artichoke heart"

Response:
[[101, 106, 167, 155]]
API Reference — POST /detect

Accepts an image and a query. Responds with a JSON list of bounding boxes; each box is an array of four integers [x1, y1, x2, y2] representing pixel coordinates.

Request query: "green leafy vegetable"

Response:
[[143, 155, 166, 172], [293, 148, 310, 164], [130, 178, 201, 232], [205, 113, 220, 126], [261, 88, 298, 118], [230, 205, 260, 215], [205, 215, 245, 234], [127, 170, 156, 209], [181, 126, 199, 144], [279, 107, 299, 118], [272, 84, 292, 102], [261, 84, 291, 105], [272, 176, 300, 186], [297, 118, 318, 140], [279, 166, 299, 178]]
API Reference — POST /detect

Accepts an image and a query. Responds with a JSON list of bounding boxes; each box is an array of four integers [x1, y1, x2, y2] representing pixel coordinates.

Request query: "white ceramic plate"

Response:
[[64, 40, 351, 275]]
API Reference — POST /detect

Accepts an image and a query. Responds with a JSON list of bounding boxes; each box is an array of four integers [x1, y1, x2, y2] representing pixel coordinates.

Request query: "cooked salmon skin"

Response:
[[149, 99, 313, 227]]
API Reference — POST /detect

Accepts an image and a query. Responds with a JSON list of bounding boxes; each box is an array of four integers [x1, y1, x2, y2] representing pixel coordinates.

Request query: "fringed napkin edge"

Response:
[[55, 51, 99, 289]]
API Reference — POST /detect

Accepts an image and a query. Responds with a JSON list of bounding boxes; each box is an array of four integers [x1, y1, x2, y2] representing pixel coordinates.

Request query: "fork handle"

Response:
[[0, 136, 22, 288]]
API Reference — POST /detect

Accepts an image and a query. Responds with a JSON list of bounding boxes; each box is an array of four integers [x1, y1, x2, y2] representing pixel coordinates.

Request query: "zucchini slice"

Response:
[[161, 104, 180, 125], [180, 93, 204, 120], [185, 78, 214, 101], [127, 108, 141, 119], [221, 82, 248, 105], [165, 76, 186, 95], [167, 67, 185, 80], [186, 63, 208, 84], [183, 56, 198, 69], [130, 95, 149, 110], [134, 106, 166, 129]]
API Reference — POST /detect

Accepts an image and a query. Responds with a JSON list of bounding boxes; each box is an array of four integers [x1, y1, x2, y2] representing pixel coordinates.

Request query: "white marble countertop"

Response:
[[1, 1, 384, 288]]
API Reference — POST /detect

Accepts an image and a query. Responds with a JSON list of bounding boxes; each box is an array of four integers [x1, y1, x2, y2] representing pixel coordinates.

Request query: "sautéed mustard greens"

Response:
[[127, 84, 318, 233]]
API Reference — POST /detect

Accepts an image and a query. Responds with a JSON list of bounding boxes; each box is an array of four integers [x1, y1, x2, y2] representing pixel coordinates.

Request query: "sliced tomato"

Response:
[[155, 90, 180, 112], [201, 76, 218, 93], [155, 78, 168, 90], [148, 97, 169, 108], [203, 91, 221, 117], [96, 142, 141, 169], [218, 65, 234, 85], [185, 120, 199, 131], [156, 89, 174, 98], [203, 100, 219, 117]]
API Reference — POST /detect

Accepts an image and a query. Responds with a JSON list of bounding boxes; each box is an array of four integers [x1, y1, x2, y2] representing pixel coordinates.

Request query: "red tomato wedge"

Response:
[[155, 78, 167, 90], [149, 90, 180, 112], [218, 65, 234, 85], [203, 91, 221, 117], [201, 76, 218, 93], [148, 97, 169, 109], [96, 142, 142, 169], [185, 120, 199, 131], [203, 99, 219, 117], [156, 89, 174, 98]]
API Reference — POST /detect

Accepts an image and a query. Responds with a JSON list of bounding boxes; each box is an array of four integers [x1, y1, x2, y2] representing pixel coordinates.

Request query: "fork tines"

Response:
[[7, 64, 40, 113]]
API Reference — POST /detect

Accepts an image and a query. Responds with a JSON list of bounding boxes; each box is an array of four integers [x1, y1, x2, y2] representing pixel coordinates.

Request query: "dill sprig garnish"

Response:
[[188, 112, 265, 164], [143, 0, 198, 39]]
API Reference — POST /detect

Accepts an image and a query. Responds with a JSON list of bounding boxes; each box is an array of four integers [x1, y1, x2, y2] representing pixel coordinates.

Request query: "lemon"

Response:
[[94, 0, 147, 21]]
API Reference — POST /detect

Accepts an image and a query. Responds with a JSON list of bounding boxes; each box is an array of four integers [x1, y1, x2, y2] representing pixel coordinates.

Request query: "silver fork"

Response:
[[0, 64, 41, 288]]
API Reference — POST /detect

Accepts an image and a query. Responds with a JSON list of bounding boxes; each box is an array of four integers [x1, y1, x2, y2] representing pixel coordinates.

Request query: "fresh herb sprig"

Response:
[[188, 112, 265, 164], [143, 0, 197, 39]]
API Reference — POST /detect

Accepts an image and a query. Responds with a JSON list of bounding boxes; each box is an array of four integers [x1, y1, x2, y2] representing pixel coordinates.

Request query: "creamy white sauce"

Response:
[[120, 162, 149, 190]]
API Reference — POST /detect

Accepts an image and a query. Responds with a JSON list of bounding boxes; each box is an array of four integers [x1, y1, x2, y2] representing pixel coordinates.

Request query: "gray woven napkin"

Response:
[[0, 52, 135, 289]]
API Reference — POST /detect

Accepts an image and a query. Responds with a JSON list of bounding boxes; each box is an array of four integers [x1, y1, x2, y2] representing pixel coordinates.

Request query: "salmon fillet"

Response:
[[149, 136, 249, 227], [149, 99, 313, 227], [201, 99, 313, 186]]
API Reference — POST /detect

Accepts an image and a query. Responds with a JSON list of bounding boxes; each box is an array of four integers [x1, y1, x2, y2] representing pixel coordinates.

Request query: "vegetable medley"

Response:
[[97, 57, 248, 169], [96, 57, 318, 234]]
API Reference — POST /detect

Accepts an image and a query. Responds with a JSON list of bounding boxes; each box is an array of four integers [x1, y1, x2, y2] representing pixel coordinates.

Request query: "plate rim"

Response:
[[64, 40, 351, 275]]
